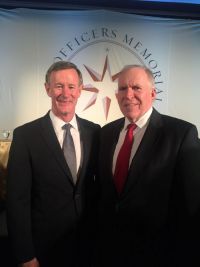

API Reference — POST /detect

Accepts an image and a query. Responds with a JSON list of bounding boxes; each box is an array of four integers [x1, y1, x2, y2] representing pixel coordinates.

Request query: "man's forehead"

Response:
[[119, 69, 147, 82], [118, 75, 141, 85]]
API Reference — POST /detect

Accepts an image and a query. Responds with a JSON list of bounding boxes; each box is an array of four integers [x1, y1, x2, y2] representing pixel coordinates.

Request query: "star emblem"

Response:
[[82, 56, 120, 120]]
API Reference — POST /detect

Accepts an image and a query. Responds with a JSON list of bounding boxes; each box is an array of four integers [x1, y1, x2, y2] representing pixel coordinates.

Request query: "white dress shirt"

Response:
[[49, 111, 81, 172], [112, 107, 153, 174]]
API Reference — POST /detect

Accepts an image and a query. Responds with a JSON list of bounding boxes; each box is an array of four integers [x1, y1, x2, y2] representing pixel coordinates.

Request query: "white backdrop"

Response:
[[0, 8, 199, 136]]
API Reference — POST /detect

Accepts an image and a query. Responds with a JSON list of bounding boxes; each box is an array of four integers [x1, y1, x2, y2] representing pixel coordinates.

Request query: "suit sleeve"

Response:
[[175, 125, 200, 265], [6, 128, 35, 263], [177, 125, 200, 216]]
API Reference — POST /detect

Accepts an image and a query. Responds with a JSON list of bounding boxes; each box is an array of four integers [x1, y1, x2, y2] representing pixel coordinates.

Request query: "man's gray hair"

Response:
[[120, 65, 155, 87], [45, 61, 83, 85]]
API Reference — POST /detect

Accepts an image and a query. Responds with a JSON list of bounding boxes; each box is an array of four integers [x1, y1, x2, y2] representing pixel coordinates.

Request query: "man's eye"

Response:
[[56, 85, 62, 89], [118, 86, 127, 91], [133, 86, 141, 91]]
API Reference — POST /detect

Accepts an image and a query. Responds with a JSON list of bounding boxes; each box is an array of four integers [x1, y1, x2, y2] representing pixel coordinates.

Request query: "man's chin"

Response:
[[123, 107, 138, 115], [124, 111, 139, 121], [61, 111, 69, 115]]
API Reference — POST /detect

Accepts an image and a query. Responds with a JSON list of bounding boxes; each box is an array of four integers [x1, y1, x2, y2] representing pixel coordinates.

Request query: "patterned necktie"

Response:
[[62, 124, 77, 184], [114, 123, 137, 194]]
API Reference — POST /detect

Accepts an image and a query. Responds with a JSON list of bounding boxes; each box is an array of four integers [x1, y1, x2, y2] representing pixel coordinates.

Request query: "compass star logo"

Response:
[[57, 34, 165, 125], [82, 56, 120, 120]]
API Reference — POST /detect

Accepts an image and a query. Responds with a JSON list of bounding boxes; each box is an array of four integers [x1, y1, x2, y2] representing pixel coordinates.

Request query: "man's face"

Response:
[[45, 68, 82, 121], [116, 67, 156, 122]]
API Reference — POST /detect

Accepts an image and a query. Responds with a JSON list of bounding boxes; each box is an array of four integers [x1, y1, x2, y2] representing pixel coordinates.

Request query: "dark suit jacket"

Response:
[[6, 112, 100, 265], [96, 109, 200, 267]]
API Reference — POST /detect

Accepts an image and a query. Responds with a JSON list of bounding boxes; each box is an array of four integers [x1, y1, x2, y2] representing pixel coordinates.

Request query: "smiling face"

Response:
[[45, 68, 82, 122], [116, 67, 156, 122]]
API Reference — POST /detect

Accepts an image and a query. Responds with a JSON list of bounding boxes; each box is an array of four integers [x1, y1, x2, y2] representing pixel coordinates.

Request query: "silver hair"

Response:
[[45, 61, 83, 85], [120, 64, 155, 87]]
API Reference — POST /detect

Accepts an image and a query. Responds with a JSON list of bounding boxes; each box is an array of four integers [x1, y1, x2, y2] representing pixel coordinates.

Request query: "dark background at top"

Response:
[[0, 0, 200, 19]]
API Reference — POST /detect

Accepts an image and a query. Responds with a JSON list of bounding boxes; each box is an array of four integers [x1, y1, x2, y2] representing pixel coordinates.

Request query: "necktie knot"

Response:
[[125, 123, 137, 143], [127, 123, 137, 132], [62, 123, 71, 132]]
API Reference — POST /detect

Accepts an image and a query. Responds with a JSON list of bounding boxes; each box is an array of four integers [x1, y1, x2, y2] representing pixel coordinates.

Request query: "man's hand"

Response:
[[19, 258, 40, 267]]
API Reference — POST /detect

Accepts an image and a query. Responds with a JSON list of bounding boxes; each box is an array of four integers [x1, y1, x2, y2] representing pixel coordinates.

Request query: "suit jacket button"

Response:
[[115, 203, 119, 213], [74, 194, 80, 200]]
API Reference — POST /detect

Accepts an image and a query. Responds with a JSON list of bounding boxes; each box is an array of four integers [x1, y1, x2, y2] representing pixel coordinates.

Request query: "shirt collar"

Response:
[[49, 110, 78, 132], [124, 107, 153, 131]]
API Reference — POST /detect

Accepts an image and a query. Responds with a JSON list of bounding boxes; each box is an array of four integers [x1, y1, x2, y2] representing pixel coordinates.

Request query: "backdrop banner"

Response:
[[0, 8, 199, 134]]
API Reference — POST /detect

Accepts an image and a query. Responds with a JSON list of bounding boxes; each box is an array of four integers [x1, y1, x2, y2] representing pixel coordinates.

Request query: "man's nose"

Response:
[[62, 86, 71, 96], [125, 87, 134, 98]]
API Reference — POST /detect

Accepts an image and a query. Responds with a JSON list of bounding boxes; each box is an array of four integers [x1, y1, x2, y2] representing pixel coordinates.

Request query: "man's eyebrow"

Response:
[[118, 85, 128, 90]]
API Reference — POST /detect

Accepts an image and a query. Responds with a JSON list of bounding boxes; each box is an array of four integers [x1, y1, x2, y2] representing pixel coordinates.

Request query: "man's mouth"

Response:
[[124, 102, 138, 107], [57, 96, 72, 104]]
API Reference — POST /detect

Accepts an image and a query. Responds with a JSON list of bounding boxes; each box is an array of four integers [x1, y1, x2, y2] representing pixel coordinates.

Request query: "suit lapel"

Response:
[[39, 112, 74, 184], [105, 118, 125, 180], [122, 109, 163, 195], [76, 117, 88, 182]]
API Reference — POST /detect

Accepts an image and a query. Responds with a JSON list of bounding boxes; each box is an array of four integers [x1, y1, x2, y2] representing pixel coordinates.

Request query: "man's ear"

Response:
[[115, 89, 119, 100], [78, 84, 83, 97], [45, 82, 51, 97], [151, 87, 156, 100]]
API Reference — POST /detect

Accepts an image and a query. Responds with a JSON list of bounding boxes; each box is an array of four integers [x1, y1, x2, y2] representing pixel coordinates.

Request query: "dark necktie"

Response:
[[62, 124, 77, 184], [114, 123, 137, 194]]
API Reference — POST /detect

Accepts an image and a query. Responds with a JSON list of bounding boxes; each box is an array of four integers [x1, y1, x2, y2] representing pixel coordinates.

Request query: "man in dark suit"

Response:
[[96, 65, 200, 267], [6, 61, 100, 267]]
